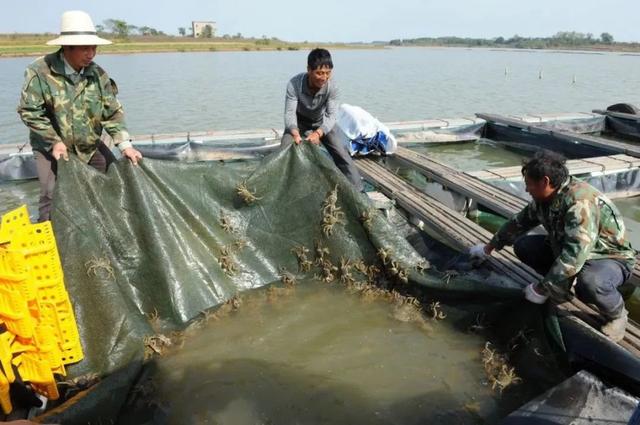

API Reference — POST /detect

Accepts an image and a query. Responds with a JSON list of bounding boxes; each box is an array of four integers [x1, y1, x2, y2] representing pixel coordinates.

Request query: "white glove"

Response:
[[469, 244, 489, 260], [524, 283, 549, 304]]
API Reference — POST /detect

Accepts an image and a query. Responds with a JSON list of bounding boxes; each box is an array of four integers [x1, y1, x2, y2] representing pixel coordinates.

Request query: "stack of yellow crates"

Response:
[[0, 205, 83, 414]]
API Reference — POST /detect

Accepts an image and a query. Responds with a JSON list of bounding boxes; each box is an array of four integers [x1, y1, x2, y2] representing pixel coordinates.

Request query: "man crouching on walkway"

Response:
[[469, 150, 636, 342], [281, 48, 363, 191]]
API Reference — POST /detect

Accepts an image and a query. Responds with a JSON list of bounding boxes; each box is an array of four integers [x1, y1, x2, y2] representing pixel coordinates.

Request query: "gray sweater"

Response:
[[284, 72, 339, 135]]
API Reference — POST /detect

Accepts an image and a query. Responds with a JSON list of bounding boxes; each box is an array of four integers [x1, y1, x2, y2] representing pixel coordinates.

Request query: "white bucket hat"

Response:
[[46, 11, 111, 46]]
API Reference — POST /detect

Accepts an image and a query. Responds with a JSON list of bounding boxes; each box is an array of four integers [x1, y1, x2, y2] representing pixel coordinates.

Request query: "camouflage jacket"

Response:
[[17, 49, 130, 163], [491, 177, 636, 293]]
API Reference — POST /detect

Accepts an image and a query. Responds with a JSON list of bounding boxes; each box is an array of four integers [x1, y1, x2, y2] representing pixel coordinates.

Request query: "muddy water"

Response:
[[150, 282, 513, 425]]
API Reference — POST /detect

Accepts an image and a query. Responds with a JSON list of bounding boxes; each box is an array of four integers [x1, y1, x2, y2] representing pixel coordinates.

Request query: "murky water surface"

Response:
[[149, 282, 526, 425], [398, 140, 526, 172]]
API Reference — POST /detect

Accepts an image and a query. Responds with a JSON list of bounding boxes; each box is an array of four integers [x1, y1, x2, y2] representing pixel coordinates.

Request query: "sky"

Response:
[[2, 0, 639, 43]]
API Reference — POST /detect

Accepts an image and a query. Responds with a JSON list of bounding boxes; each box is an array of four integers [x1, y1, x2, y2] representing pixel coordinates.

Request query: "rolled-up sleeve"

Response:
[[320, 82, 339, 135], [284, 80, 298, 132]]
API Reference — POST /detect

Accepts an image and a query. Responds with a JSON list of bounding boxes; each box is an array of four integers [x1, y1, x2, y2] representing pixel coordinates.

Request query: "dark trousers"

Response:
[[514, 235, 631, 318], [34, 143, 115, 222], [281, 127, 364, 192]]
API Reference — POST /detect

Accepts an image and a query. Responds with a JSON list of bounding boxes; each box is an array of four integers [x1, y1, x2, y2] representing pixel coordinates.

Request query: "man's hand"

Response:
[[51, 142, 68, 161], [122, 147, 143, 166], [290, 129, 303, 145], [305, 130, 322, 145]]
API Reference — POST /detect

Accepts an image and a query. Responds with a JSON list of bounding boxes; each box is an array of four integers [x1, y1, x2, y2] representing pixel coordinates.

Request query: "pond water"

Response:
[[148, 281, 529, 425], [2, 47, 640, 144]]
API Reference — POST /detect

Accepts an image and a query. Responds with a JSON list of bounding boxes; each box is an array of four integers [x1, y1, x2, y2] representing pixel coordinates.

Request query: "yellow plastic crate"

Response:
[[0, 206, 30, 243], [10, 336, 35, 356], [3, 248, 62, 304], [0, 205, 84, 408], [39, 300, 83, 364], [0, 368, 11, 415], [0, 331, 15, 383], [13, 352, 59, 400], [0, 285, 33, 338], [33, 321, 63, 372], [0, 207, 39, 309]]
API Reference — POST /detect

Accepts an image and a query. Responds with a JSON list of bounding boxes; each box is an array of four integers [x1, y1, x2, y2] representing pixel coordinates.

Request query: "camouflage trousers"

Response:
[[514, 235, 632, 318]]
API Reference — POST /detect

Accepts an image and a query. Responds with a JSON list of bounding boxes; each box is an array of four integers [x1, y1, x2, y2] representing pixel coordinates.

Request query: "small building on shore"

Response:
[[192, 21, 216, 38]]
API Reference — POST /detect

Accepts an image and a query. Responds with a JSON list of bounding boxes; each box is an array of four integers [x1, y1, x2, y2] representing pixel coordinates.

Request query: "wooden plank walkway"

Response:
[[477, 113, 640, 158], [355, 157, 640, 355]]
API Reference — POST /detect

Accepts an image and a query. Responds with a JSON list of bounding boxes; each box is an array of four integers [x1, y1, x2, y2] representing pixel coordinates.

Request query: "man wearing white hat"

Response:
[[17, 10, 143, 222]]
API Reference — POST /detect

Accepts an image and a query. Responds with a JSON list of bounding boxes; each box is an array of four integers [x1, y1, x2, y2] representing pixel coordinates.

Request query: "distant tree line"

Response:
[[97, 19, 289, 41], [389, 31, 620, 49], [97, 19, 166, 38]]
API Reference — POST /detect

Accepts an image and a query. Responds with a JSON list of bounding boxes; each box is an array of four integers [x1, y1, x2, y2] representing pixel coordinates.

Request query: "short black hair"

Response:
[[307, 48, 333, 70], [521, 150, 569, 188]]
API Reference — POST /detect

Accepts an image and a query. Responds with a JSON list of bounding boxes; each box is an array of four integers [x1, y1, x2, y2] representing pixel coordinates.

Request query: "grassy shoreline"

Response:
[[0, 34, 382, 58], [2, 34, 639, 58]]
